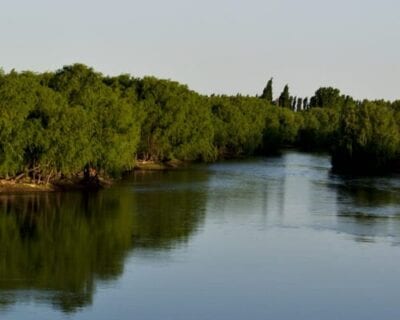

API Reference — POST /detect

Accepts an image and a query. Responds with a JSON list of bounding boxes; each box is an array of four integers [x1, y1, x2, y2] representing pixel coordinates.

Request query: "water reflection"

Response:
[[331, 175, 400, 243], [129, 170, 208, 250], [204, 152, 400, 244], [1, 152, 400, 319], [0, 192, 132, 313], [0, 169, 208, 313]]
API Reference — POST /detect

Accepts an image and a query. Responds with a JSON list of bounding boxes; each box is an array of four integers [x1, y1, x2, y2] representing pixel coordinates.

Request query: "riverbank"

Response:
[[134, 159, 185, 171], [0, 176, 112, 193], [0, 180, 55, 193], [0, 161, 184, 193]]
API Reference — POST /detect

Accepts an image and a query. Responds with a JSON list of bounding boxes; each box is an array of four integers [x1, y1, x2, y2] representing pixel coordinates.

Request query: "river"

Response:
[[1, 151, 400, 320]]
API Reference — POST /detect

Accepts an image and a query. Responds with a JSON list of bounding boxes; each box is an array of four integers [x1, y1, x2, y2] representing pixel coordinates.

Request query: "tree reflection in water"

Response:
[[332, 175, 400, 243], [0, 169, 208, 313]]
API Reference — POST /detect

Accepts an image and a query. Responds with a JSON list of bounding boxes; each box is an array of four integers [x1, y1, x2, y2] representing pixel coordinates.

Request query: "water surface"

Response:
[[1, 151, 400, 320]]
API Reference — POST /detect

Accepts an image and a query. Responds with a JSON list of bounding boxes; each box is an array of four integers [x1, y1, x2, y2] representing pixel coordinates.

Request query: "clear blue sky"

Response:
[[1, 0, 399, 100]]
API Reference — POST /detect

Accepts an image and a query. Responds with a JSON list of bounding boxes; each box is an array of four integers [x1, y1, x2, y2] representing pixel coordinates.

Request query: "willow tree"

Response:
[[332, 101, 400, 172], [48, 64, 142, 177], [0, 71, 39, 177], [211, 95, 270, 157], [136, 77, 216, 161]]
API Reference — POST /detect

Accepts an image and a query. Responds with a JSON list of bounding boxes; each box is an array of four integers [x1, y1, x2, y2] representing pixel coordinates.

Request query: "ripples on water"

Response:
[[1, 151, 400, 320]]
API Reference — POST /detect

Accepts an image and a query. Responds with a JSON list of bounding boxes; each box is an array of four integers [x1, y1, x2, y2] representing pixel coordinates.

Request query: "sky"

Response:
[[0, 0, 399, 100]]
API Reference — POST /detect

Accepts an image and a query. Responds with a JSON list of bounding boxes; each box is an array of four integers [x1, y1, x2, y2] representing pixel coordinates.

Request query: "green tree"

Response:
[[278, 85, 291, 108], [211, 95, 269, 157], [260, 78, 273, 103], [303, 97, 309, 110], [297, 108, 339, 150], [136, 77, 215, 161], [49, 64, 141, 176], [310, 87, 342, 108], [297, 97, 303, 111], [332, 101, 400, 172]]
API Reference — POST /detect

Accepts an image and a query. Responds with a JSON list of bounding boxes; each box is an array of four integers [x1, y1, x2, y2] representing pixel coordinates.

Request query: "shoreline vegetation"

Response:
[[134, 159, 185, 171], [0, 175, 113, 193], [0, 64, 399, 192]]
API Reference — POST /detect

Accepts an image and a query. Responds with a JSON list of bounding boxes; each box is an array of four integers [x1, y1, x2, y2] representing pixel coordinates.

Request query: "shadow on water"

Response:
[[0, 191, 130, 313], [128, 169, 208, 250], [0, 169, 209, 314], [328, 172, 400, 243], [270, 151, 400, 244]]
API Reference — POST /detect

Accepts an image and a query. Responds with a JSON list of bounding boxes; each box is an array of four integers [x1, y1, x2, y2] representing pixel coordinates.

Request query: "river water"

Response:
[[1, 151, 400, 320]]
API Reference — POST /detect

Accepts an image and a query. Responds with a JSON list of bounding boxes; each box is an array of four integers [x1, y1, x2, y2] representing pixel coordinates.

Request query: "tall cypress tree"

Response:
[[260, 78, 273, 103], [303, 97, 309, 110], [291, 96, 297, 111], [278, 85, 290, 108], [297, 97, 303, 111]]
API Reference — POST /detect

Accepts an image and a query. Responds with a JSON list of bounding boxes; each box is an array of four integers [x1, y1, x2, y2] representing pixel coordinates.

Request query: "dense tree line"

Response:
[[261, 79, 400, 172], [0, 64, 399, 183], [332, 101, 400, 172]]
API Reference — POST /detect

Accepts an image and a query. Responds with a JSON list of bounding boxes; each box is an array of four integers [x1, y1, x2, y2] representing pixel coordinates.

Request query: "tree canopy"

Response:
[[0, 64, 398, 181]]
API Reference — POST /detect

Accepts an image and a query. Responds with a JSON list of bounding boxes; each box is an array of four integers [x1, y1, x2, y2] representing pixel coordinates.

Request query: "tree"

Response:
[[136, 77, 216, 161], [291, 96, 297, 111], [211, 95, 269, 157], [49, 64, 142, 177], [0, 71, 39, 177], [297, 108, 339, 150], [332, 101, 400, 172], [303, 97, 309, 110], [297, 98, 303, 111], [310, 87, 342, 108], [278, 85, 291, 108], [260, 78, 273, 103]]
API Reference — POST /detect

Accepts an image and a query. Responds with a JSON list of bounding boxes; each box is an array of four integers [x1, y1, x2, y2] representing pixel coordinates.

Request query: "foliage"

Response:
[[278, 85, 291, 108], [0, 65, 398, 180], [309, 87, 342, 108], [0, 65, 141, 181], [262, 106, 302, 152], [260, 78, 273, 103], [211, 95, 270, 157], [135, 77, 216, 161], [332, 101, 400, 172], [297, 108, 340, 150]]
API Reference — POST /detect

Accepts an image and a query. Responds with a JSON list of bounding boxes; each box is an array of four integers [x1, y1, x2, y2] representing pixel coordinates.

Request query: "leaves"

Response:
[[0, 65, 398, 179]]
